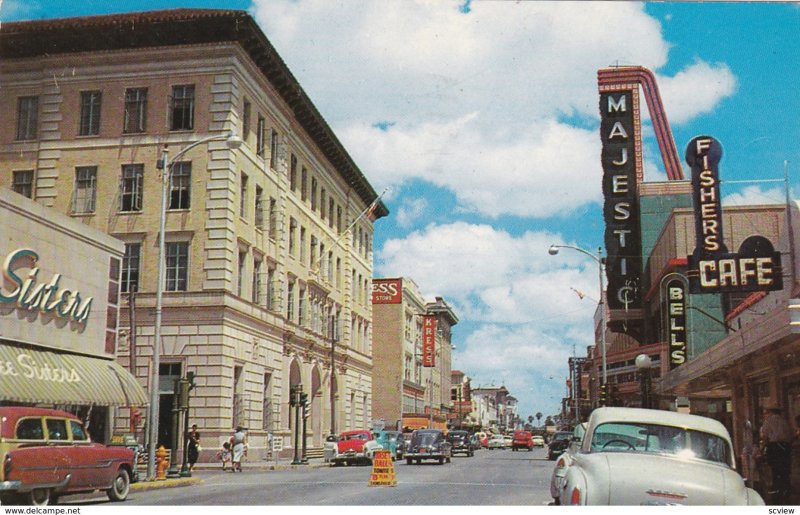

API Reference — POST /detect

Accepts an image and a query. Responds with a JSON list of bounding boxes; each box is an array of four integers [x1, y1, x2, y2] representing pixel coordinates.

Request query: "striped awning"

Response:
[[0, 343, 148, 407]]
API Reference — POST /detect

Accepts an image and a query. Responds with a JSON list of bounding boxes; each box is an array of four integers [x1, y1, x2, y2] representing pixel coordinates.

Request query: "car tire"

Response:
[[438, 457, 444, 465], [29, 488, 51, 506], [406, 458, 412, 465], [107, 468, 131, 502]]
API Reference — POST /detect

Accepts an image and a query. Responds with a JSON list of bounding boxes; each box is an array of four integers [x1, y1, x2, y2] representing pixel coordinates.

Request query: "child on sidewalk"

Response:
[[216, 441, 232, 471]]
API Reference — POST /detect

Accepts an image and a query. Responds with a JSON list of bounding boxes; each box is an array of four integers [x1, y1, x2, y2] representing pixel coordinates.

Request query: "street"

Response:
[[65, 447, 554, 506]]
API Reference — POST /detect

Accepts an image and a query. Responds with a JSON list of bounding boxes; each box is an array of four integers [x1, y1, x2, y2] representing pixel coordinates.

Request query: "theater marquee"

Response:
[[686, 136, 783, 294]]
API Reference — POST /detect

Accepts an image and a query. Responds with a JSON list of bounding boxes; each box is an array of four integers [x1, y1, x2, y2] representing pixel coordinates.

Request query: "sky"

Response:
[[2, 0, 799, 422]]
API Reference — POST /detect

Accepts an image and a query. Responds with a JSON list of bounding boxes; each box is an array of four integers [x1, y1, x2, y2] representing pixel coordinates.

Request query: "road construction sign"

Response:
[[368, 450, 396, 487]]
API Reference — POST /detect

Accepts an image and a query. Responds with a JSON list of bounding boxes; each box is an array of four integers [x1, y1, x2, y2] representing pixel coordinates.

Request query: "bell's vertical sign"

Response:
[[666, 278, 687, 368], [600, 88, 642, 310], [422, 315, 436, 367], [686, 136, 783, 293]]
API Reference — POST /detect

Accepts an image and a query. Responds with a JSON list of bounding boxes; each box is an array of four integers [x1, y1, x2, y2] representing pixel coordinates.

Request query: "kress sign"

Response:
[[686, 136, 783, 294]]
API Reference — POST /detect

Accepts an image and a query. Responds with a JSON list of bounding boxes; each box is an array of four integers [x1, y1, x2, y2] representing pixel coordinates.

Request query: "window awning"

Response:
[[0, 343, 148, 407]]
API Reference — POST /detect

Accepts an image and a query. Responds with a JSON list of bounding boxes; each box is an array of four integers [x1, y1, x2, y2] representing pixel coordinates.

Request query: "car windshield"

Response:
[[342, 433, 368, 441], [590, 422, 732, 466], [413, 432, 440, 446], [553, 433, 571, 442]]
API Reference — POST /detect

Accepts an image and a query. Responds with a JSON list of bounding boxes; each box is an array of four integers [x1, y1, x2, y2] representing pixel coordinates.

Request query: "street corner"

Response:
[[131, 476, 202, 492]]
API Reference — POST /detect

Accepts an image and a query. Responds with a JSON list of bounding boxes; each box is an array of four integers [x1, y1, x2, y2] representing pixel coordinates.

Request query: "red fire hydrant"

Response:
[[156, 445, 169, 480]]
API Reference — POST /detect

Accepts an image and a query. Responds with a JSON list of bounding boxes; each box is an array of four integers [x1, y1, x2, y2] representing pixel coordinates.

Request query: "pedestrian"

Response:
[[187, 424, 201, 471], [759, 405, 793, 503], [230, 426, 248, 472], [217, 441, 232, 471]]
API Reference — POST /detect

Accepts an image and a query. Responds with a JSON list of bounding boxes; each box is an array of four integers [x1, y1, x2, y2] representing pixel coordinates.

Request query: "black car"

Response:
[[547, 431, 574, 460], [405, 429, 452, 465], [395, 432, 413, 460], [446, 430, 476, 457]]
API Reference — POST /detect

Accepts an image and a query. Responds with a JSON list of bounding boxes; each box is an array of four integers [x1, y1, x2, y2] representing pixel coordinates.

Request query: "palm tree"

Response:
[[535, 412, 543, 426]]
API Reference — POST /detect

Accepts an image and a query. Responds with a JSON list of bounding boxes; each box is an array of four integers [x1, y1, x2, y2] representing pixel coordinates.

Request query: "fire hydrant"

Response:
[[156, 445, 169, 480]]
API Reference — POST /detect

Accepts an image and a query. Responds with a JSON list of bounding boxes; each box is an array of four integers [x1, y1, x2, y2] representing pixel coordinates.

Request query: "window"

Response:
[[337, 206, 343, 233], [120, 164, 143, 212], [238, 250, 246, 297], [240, 173, 248, 218], [122, 243, 141, 293], [288, 218, 297, 256], [16, 96, 38, 140], [242, 99, 251, 140], [253, 257, 262, 304], [290, 154, 297, 191], [123, 88, 147, 133], [270, 129, 279, 169], [16, 418, 44, 440], [257, 115, 266, 157], [268, 197, 278, 239], [301, 167, 308, 201], [328, 199, 335, 228], [298, 287, 306, 326], [12, 170, 34, 199], [79, 91, 102, 136], [255, 185, 264, 228], [320, 188, 326, 219], [170, 85, 195, 131], [72, 166, 97, 214], [287, 280, 295, 321], [311, 177, 318, 211], [300, 227, 307, 263], [165, 241, 189, 291], [169, 161, 191, 209], [46, 418, 68, 441], [266, 267, 277, 311], [70, 420, 89, 441]]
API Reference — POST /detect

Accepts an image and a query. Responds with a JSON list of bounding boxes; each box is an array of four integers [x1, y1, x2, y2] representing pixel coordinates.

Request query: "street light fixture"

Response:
[[635, 353, 653, 409], [548, 244, 607, 404], [147, 131, 242, 480]]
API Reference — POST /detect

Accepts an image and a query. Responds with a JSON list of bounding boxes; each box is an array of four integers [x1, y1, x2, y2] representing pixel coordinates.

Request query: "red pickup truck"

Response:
[[331, 430, 382, 466]]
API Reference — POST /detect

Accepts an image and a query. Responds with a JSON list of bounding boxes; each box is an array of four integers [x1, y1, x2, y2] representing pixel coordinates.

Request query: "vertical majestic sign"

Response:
[[666, 279, 687, 369], [686, 136, 783, 293], [422, 315, 436, 367], [600, 89, 643, 310]]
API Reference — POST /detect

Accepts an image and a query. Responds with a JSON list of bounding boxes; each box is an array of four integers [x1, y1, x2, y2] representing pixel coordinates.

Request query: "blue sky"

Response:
[[3, 1, 799, 421]]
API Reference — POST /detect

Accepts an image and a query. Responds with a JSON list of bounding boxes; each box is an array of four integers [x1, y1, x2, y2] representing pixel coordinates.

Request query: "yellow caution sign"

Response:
[[368, 450, 397, 487]]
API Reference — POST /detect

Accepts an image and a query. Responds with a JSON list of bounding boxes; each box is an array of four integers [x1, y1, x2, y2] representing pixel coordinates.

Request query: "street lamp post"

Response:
[[147, 131, 242, 480], [635, 354, 653, 409], [548, 244, 607, 405]]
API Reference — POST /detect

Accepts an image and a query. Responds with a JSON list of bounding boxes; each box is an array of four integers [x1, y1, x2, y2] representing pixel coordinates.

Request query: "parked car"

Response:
[[0, 407, 135, 506], [487, 434, 506, 449], [559, 407, 764, 506], [404, 429, 452, 465], [502, 435, 513, 448], [549, 423, 586, 505], [512, 430, 534, 451], [395, 432, 413, 460], [548, 430, 573, 460], [474, 431, 489, 448], [532, 435, 546, 447], [323, 433, 339, 463], [446, 430, 476, 457], [374, 430, 401, 460], [330, 430, 382, 466]]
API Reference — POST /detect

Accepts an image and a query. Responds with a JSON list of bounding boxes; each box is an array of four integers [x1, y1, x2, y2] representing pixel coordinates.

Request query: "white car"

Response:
[[323, 434, 339, 463], [559, 407, 764, 506], [487, 435, 506, 449], [532, 435, 546, 447], [549, 423, 586, 504], [503, 435, 513, 448]]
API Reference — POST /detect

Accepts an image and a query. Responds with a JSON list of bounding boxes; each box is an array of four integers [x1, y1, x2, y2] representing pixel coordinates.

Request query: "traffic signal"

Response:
[[299, 393, 309, 406], [303, 402, 310, 420], [599, 384, 607, 406]]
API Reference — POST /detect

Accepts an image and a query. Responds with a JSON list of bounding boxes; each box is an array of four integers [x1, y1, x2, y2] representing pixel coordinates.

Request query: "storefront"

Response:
[[0, 189, 147, 443]]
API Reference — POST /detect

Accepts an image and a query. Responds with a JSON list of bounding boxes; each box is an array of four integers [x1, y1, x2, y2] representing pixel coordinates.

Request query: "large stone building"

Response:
[[371, 278, 458, 430], [0, 9, 388, 459]]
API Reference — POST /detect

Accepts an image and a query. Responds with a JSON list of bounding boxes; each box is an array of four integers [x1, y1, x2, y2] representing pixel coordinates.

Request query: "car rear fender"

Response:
[[563, 455, 608, 505]]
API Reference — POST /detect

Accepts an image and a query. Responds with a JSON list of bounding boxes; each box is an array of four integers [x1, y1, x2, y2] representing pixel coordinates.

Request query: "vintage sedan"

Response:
[[559, 407, 764, 506], [549, 423, 586, 505], [374, 430, 401, 460], [404, 429, 452, 465], [487, 434, 506, 449], [329, 430, 383, 466], [0, 407, 135, 506]]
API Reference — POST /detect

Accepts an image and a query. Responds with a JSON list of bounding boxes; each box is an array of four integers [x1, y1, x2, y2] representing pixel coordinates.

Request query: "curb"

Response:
[[131, 476, 202, 491]]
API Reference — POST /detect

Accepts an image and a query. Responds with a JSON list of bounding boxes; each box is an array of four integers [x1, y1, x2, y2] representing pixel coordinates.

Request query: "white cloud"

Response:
[[395, 197, 429, 229], [723, 185, 784, 206], [251, 0, 736, 219]]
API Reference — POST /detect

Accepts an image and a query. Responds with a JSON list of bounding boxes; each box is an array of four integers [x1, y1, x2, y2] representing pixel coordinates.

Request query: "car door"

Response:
[[68, 419, 108, 488], [45, 417, 91, 491], [10, 416, 68, 488]]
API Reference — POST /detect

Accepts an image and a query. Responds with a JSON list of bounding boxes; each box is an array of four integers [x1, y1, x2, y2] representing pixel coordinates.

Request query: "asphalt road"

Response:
[[67, 446, 556, 506]]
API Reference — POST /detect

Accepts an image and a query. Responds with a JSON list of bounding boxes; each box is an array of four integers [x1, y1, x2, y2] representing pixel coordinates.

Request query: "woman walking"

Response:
[[187, 424, 201, 471], [230, 426, 247, 472]]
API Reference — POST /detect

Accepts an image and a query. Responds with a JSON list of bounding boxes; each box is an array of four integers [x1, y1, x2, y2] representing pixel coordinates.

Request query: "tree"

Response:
[[544, 416, 554, 427], [535, 412, 543, 426]]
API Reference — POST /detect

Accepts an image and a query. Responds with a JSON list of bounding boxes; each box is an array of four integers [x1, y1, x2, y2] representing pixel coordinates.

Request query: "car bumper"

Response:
[[0, 480, 22, 491], [332, 451, 366, 462], [405, 451, 447, 460]]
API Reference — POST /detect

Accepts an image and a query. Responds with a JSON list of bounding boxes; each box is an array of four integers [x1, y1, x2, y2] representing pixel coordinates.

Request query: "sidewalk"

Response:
[[131, 456, 331, 491]]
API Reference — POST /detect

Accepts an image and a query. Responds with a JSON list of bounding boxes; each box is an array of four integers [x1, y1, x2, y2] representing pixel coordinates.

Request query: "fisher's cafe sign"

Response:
[[686, 136, 783, 294]]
